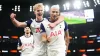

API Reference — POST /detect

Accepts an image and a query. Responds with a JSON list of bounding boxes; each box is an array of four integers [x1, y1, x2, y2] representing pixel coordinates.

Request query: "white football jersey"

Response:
[[18, 35, 34, 54], [26, 18, 47, 54], [41, 20, 68, 50]]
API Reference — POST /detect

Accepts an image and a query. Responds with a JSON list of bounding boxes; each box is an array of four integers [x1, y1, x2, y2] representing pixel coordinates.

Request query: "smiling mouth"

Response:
[[38, 14, 42, 16]]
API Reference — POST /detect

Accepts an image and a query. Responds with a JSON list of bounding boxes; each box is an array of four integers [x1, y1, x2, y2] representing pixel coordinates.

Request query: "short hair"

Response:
[[33, 3, 44, 11], [24, 26, 30, 29], [51, 5, 60, 10]]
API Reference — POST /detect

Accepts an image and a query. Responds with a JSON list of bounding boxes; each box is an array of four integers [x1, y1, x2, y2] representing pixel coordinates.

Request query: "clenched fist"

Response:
[[10, 13, 16, 20]]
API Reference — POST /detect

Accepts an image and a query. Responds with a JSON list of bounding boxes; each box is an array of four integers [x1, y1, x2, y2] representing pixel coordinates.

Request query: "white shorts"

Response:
[[47, 48, 66, 56], [32, 48, 47, 56], [21, 53, 33, 56]]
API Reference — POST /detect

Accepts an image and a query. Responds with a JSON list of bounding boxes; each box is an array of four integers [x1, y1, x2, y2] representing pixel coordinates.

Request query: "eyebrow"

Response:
[[52, 11, 59, 12]]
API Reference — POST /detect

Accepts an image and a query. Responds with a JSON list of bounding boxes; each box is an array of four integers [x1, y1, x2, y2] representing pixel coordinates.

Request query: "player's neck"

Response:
[[49, 17, 58, 23], [25, 33, 31, 38], [36, 16, 43, 21]]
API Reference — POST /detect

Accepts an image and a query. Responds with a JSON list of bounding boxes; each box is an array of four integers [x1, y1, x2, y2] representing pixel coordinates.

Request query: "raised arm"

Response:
[[49, 15, 64, 28], [10, 13, 27, 28], [54, 15, 64, 25]]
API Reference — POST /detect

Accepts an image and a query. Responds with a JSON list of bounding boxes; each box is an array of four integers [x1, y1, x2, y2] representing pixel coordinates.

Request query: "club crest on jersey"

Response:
[[36, 28, 41, 33], [50, 30, 62, 37]]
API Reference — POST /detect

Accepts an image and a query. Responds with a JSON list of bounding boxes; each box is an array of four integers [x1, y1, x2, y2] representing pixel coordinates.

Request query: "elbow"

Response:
[[16, 24, 22, 27], [16, 24, 20, 27]]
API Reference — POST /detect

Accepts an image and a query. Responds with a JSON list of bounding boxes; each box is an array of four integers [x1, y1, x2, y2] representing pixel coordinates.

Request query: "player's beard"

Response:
[[53, 16, 58, 21], [53, 16, 56, 19]]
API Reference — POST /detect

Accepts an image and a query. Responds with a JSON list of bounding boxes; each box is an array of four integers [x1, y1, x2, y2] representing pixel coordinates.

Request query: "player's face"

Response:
[[50, 8, 60, 20], [34, 7, 44, 18], [24, 27, 31, 34]]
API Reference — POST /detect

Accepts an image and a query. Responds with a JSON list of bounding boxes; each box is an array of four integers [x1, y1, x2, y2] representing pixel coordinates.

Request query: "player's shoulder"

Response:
[[59, 21, 68, 27], [30, 18, 35, 22], [64, 21, 68, 25], [30, 35, 33, 37], [26, 18, 33, 22], [19, 35, 25, 39], [30, 35, 34, 39], [42, 17, 49, 22], [59, 21, 65, 24], [29, 18, 36, 24]]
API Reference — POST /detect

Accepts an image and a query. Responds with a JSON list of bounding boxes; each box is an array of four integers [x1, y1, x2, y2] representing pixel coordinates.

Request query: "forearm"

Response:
[[54, 16, 64, 25], [41, 33, 47, 42], [17, 46, 22, 51], [11, 18, 20, 27], [65, 36, 70, 46], [11, 18, 26, 28], [65, 30, 70, 46]]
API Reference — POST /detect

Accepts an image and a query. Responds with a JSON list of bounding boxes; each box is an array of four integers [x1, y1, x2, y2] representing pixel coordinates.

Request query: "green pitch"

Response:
[[64, 17, 86, 24]]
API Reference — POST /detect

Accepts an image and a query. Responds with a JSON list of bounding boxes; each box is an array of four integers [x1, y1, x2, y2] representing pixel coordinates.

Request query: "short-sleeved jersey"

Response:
[[25, 18, 47, 51], [18, 35, 34, 54], [40, 20, 68, 50]]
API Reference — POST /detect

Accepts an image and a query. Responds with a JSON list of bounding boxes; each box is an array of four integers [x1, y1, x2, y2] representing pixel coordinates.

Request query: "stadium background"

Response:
[[0, 0, 100, 56]]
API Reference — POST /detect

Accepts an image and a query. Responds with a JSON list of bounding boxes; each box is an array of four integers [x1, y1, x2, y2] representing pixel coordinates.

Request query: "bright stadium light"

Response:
[[18, 9, 20, 12], [18, 5, 20, 12], [89, 35, 97, 37], [18, 5, 20, 8], [14, 5, 17, 12], [75, 36, 77, 39], [0, 5, 1, 7], [63, 2, 70, 10], [0, 8, 1, 11], [14, 9, 17, 12], [83, 1, 90, 7], [66, 2, 70, 10], [63, 4, 66, 10], [86, 1, 90, 7], [0, 5, 2, 11], [45, 5, 49, 12], [94, 0, 97, 7], [83, 1, 87, 7], [2, 50, 8, 53], [12, 8, 14, 11], [57, 4, 60, 9], [73, 50, 76, 52], [30, 6, 32, 12], [3, 36, 9, 38], [87, 49, 95, 52], [73, 1, 82, 9], [97, 0, 100, 4]]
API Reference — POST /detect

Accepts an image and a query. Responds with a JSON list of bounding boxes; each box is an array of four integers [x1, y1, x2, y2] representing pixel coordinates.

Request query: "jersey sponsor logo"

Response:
[[36, 28, 40, 33], [50, 30, 62, 37], [22, 43, 34, 48]]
